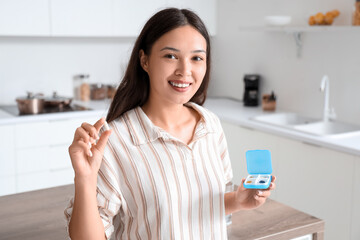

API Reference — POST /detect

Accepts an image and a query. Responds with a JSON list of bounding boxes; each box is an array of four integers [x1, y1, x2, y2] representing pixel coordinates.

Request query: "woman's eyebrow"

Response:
[[160, 47, 179, 52], [160, 47, 206, 54]]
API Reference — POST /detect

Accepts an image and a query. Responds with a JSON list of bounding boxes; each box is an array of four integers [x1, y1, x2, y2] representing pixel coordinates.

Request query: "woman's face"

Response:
[[140, 25, 207, 106]]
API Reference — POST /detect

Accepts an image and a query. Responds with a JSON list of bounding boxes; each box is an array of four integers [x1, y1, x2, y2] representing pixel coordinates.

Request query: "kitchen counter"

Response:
[[0, 184, 324, 240], [0, 97, 359, 156], [0, 99, 111, 125], [204, 98, 360, 156]]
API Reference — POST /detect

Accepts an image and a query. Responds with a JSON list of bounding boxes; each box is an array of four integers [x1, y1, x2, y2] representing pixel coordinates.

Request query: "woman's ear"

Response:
[[139, 50, 149, 72]]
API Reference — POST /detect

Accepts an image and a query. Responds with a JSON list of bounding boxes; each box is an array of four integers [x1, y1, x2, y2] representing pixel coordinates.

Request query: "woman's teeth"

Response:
[[169, 81, 190, 88]]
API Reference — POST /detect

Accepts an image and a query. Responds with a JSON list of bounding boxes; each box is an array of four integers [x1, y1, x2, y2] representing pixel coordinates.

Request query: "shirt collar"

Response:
[[125, 103, 215, 146]]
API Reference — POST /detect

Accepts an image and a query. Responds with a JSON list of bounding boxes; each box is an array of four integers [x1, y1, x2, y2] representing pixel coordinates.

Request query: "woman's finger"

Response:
[[93, 117, 106, 132], [92, 129, 112, 154], [271, 175, 276, 182], [73, 127, 94, 144], [81, 122, 99, 140]]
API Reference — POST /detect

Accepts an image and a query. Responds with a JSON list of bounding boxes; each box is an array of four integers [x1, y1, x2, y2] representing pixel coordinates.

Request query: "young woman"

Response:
[[65, 8, 276, 240]]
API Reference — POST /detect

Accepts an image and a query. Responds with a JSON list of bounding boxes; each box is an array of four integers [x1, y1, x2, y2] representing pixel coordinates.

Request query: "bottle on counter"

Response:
[[353, 0, 360, 25], [73, 74, 91, 102]]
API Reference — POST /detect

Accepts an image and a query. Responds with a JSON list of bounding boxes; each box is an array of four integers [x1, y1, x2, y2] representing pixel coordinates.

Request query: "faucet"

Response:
[[320, 75, 336, 122]]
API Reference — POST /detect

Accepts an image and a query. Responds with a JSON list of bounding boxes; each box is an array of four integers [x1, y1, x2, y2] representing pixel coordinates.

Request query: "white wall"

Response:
[[1, 0, 359, 126], [209, 0, 360, 125], [0, 37, 134, 104]]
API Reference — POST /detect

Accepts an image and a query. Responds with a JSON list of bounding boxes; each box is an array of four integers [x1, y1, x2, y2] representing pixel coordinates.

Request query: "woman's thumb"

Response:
[[94, 129, 112, 154]]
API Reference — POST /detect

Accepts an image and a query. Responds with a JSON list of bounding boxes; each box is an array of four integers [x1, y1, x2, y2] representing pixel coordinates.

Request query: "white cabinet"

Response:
[[0, 115, 99, 196], [167, 0, 217, 35], [112, 0, 167, 37], [351, 158, 360, 239], [0, 0, 50, 36], [0, 0, 217, 37], [0, 125, 16, 177], [50, 0, 113, 36], [221, 121, 358, 240], [0, 176, 16, 196]]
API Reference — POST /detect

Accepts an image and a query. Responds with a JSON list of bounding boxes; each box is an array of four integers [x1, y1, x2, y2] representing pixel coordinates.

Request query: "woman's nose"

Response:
[[175, 59, 192, 77]]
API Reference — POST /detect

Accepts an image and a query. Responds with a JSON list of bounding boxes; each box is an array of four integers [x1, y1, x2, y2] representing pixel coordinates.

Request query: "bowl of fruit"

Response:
[[308, 9, 340, 26]]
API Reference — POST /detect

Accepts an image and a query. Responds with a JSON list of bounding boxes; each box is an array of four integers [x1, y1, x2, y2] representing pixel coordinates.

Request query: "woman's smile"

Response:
[[168, 80, 192, 92]]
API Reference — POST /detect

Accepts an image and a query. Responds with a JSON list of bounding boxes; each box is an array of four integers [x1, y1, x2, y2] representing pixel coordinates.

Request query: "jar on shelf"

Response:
[[73, 74, 90, 101], [353, 0, 360, 25]]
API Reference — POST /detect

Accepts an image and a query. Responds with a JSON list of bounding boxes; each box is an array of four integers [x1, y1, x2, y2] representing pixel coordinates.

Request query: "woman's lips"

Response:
[[168, 81, 192, 92]]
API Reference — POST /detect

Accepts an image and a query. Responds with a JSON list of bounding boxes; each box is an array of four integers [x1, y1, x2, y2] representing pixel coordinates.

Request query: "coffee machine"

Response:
[[243, 74, 260, 106]]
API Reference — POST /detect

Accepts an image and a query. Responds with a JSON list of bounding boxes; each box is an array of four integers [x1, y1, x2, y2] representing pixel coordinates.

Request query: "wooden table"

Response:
[[0, 185, 324, 240]]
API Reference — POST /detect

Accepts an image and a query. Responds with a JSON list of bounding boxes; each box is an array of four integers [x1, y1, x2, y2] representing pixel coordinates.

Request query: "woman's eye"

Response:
[[165, 54, 176, 59], [192, 56, 203, 61]]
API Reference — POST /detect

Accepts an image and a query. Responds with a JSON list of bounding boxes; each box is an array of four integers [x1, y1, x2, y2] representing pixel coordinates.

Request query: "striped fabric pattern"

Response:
[[65, 102, 233, 240]]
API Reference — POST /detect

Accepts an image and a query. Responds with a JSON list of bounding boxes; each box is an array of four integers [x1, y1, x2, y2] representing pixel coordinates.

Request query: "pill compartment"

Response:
[[256, 175, 271, 185], [243, 150, 272, 189]]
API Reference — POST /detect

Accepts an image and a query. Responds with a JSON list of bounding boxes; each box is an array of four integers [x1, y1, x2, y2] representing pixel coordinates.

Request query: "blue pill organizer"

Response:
[[243, 150, 272, 189]]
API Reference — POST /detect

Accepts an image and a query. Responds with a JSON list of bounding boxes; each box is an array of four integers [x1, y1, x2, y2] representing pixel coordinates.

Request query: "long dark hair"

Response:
[[106, 8, 211, 123]]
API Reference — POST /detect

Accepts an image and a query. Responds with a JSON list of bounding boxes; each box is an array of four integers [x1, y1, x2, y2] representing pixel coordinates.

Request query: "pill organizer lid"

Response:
[[246, 150, 272, 174]]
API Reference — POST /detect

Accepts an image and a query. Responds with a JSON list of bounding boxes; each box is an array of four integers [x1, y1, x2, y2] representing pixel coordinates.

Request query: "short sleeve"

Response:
[[64, 135, 122, 240]]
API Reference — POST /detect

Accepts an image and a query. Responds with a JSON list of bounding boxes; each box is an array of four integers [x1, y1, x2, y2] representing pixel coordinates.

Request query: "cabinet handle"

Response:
[[301, 141, 322, 148], [239, 125, 255, 131]]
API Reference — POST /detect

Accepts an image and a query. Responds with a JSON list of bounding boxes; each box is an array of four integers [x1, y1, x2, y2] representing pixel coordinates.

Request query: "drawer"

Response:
[[0, 175, 16, 196], [15, 121, 51, 148], [16, 146, 50, 174], [49, 168, 74, 187], [17, 169, 74, 193], [49, 145, 72, 170], [0, 125, 16, 176], [17, 171, 52, 193], [48, 117, 100, 146]]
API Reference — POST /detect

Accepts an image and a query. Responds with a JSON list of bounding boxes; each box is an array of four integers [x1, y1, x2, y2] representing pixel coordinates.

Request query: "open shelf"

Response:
[[239, 25, 360, 57]]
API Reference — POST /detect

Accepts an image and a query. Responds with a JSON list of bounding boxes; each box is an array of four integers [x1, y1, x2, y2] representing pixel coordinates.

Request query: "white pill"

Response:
[[103, 121, 110, 131]]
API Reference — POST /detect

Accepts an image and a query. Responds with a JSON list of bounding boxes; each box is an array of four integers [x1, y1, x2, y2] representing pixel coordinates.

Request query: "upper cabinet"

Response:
[[112, 0, 167, 37], [50, 0, 113, 36], [0, 0, 50, 36], [167, 0, 217, 35], [0, 0, 217, 37]]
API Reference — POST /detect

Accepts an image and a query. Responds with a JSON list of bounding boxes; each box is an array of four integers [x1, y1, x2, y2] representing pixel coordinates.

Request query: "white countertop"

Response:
[[0, 99, 111, 125], [204, 98, 360, 157], [1, 97, 359, 156]]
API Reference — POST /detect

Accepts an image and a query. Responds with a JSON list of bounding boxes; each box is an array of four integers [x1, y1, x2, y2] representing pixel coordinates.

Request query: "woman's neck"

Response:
[[141, 99, 190, 130]]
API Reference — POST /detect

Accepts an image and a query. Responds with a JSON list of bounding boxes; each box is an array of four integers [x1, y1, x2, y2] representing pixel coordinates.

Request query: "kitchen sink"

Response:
[[252, 112, 360, 136], [293, 121, 360, 136], [252, 112, 317, 127]]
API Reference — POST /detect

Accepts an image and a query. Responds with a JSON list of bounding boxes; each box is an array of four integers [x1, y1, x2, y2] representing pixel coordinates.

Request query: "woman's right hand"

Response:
[[68, 118, 112, 183]]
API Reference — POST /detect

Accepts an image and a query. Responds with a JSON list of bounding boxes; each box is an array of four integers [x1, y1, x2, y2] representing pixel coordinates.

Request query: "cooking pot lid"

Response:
[[16, 92, 44, 100], [44, 92, 72, 102]]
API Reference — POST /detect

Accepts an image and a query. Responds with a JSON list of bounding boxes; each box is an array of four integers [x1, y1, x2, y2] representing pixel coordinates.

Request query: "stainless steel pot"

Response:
[[44, 92, 72, 108], [16, 92, 45, 114]]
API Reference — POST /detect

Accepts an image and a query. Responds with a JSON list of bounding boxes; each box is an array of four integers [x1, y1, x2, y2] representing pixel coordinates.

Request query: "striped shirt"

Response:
[[65, 102, 233, 240]]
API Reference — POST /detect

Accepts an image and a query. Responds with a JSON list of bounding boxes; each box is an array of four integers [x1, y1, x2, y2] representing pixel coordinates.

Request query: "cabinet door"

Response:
[[167, 0, 217, 35], [49, 145, 72, 170], [17, 171, 52, 192], [0, 125, 16, 177], [0, 0, 50, 36], [112, 0, 167, 37], [276, 140, 354, 240], [15, 121, 51, 148], [16, 146, 50, 174], [0, 176, 16, 196], [50, 0, 113, 36], [222, 121, 355, 240], [352, 158, 360, 240]]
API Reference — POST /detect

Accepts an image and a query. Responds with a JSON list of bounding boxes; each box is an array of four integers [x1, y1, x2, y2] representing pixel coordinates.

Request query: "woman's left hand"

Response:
[[234, 176, 276, 210]]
